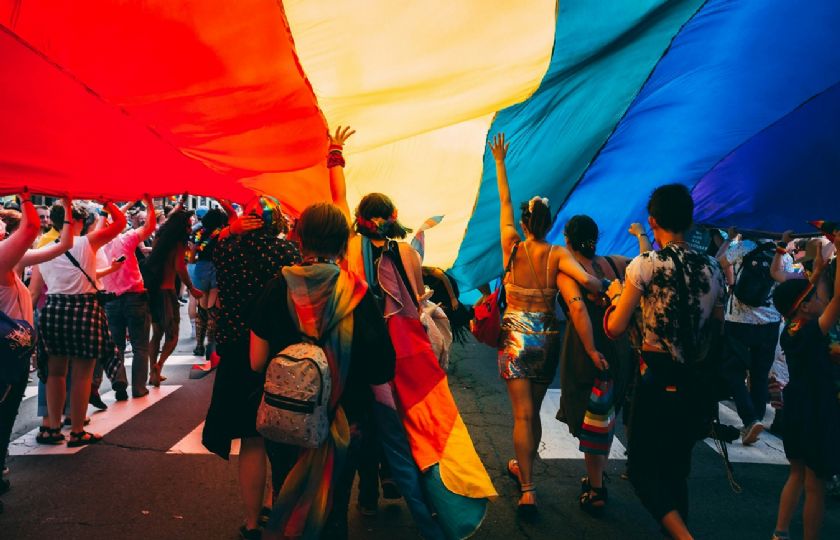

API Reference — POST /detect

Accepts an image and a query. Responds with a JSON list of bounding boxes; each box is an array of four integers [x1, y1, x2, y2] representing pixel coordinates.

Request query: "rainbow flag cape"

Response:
[[264, 264, 367, 540]]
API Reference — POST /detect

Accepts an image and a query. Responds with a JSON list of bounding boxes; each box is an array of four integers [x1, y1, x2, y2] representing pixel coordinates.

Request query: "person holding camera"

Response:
[[35, 199, 126, 446]]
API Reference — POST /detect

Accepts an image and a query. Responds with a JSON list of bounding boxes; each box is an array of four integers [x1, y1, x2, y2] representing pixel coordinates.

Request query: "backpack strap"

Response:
[[662, 246, 698, 362]]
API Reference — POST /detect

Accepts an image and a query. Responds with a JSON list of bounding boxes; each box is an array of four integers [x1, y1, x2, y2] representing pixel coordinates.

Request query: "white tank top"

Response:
[[0, 273, 33, 324], [39, 236, 98, 295]]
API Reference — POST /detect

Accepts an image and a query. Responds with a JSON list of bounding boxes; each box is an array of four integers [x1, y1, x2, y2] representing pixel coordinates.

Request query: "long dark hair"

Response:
[[564, 214, 599, 259], [354, 193, 412, 240], [144, 209, 193, 286]]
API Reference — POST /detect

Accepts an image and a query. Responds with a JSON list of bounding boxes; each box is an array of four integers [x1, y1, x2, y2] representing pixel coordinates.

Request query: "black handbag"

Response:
[[64, 250, 117, 305]]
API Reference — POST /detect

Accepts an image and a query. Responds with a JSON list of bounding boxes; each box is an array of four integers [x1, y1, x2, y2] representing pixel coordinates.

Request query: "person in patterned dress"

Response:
[[202, 196, 301, 539]]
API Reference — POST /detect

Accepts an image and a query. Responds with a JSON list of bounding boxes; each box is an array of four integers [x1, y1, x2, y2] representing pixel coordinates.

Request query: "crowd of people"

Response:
[[0, 126, 838, 540]]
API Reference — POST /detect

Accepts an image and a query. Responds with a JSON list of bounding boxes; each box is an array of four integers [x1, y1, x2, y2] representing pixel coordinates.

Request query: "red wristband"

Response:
[[327, 152, 346, 168], [603, 304, 618, 340], [775, 247, 787, 255]]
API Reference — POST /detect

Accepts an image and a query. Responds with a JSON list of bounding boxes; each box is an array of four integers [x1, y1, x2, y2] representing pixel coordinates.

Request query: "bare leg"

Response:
[[46, 356, 69, 430], [240, 437, 268, 530], [774, 460, 804, 536], [802, 466, 825, 540], [506, 379, 537, 505], [68, 358, 97, 434], [661, 509, 693, 540], [149, 323, 164, 386], [529, 382, 549, 459]]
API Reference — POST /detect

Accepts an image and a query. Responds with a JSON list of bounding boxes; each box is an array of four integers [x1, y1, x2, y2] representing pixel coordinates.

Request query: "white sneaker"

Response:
[[741, 421, 764, 445]]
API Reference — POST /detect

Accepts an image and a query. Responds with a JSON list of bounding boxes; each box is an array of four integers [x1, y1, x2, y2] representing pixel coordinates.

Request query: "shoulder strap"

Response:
[[663, 247, 697, 360], [64, 249, 103, 293], [603, 255, 620, 279], [387, 240, 419, 308], [523, 242, 554, 312]]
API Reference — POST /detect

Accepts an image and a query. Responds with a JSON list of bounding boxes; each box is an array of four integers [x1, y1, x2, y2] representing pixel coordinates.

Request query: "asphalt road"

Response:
[[2, 310, 838, 539]]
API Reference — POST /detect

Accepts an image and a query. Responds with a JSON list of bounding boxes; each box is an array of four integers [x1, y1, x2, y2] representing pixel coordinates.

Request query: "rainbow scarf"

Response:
[[263, 264, 367, 540]]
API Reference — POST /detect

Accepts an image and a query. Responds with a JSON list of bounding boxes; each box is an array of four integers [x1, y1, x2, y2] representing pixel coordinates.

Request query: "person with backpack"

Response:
[[249, 202, 396, 540], [604, 184, 726, 539], [718, 231, 793, 445]]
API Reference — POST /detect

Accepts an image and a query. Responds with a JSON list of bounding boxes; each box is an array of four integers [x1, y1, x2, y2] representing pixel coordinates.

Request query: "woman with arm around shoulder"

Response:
[[556, 215, 634, 514], [489, 133, 604, 516]]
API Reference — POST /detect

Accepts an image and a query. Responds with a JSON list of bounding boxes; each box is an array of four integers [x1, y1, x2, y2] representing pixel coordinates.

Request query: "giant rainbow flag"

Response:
[[1, 0, 839, 291]]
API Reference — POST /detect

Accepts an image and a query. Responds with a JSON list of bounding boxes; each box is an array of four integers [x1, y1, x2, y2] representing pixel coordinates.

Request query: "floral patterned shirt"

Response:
[[626, 245, 726, 363], [212, 231, 301, 345]]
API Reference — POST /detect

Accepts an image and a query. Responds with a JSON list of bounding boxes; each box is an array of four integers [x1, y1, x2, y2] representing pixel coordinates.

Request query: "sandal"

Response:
[[35, 427, 65, 445], [580, 472, 609, 494], [258, 506, 271, 528], [517, 482, 538, 520], [67, 431, 103, 448], [579, 485, 608, 515]]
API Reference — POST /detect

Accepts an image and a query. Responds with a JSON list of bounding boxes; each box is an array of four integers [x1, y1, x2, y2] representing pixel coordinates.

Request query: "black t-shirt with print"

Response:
[[249, 275, 396, 422]]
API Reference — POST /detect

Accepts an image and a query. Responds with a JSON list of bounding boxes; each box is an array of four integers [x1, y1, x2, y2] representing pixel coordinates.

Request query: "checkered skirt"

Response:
[[37, 294, 120, 379]]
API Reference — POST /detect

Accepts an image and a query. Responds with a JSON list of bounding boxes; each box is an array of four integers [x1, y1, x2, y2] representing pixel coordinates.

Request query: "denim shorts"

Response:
[[189, 261, 218, 292]]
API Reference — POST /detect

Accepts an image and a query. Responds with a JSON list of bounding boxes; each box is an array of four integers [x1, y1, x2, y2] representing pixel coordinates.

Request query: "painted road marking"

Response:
[[10, 386, 180, 456], [703, 403, 787, 465], [538, 389, 628, 460], [167, 421, 240, 455]]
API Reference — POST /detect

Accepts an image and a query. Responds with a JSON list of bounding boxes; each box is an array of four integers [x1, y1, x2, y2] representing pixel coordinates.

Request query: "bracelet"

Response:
[[328, 144, 344, 152], [327, 152, 346, 169], [603, 304, 618, 341], [610, 293, 621, 305], [775, 247, 787, 256]]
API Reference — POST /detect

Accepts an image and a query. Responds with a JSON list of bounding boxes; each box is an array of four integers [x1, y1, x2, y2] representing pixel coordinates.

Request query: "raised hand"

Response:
[[329, 125, 356, 147], [780, 229, 794, 245], [62, 196, 73, 216], [488, 133, 509, 161], [230, 214, 263, 235], [628, 222, 646, 238]]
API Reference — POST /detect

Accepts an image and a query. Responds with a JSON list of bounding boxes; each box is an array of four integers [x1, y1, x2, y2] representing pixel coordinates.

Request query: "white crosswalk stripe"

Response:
[[538, 389, 787, 465], [539, 389, 627, 460], [9, 386, 180, 456], [168, 421, 240, 455], [703, 403, 787, 465]]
